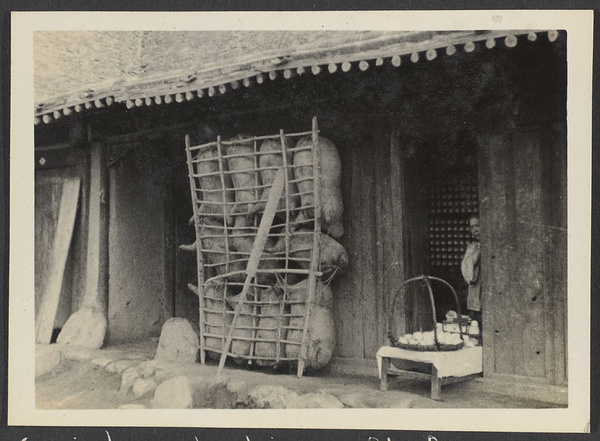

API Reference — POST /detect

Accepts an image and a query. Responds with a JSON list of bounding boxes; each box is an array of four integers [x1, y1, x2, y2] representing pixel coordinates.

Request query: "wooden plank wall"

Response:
[[401, 141, 433, 333], [35, 147, 88, 333], [479, 125, 567, 385], [542, 124, 568, 386], [35, 177, 81, 343], [332, 130, 374, 359], [332, 125, 430, 359]]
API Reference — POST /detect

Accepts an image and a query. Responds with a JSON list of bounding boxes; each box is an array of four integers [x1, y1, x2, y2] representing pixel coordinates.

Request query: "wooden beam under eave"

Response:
[[83, 142, 109, 314]]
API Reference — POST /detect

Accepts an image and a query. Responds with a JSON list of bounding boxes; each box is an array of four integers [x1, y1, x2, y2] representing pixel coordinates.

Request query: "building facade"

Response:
[[34, 30, 567, 389]]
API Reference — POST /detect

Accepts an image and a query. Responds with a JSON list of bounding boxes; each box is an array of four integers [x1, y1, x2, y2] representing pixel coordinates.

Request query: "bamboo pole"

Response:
[[188, 131, 312, 151], [247, 138, 262, 365], [297, 116, 321, 377], [217, 169, 285, 377], [185, 135, 207, 364], [278, 129, 292, 363]]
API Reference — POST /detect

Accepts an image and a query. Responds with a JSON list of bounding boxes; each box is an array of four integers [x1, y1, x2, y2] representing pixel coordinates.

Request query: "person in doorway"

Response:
[[461, 214, 481, 328]]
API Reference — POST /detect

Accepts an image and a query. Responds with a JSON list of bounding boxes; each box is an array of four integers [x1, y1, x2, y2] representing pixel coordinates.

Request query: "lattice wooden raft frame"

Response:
[[184, 117, 322, 377]]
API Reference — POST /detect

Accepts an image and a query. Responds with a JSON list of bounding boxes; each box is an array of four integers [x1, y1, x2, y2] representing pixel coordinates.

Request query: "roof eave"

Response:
[[34, 29, 560, 125]]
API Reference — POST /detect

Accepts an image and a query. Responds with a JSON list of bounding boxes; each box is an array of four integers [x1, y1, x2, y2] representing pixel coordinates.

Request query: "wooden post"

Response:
[[380, 357, 391, 391], [431, 365, 441, 400], [56, 141, 109, 348], [81, 142, 109, 313]]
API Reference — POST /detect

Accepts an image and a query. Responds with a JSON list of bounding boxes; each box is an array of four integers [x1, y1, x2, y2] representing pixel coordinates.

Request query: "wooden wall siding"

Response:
[[107, 142, 174, 343], [333, 128, 381, 358], [542, 125, 568, 386], [35, 172, 76, 330], [387, 131, 408, 338], [402, 148, 434, 333], [35, 147, 88, 332], [479, 126, 567, 384], [332, 126, 432, 359], [331, 131, 369, 358], [479, 133, 510, 376]]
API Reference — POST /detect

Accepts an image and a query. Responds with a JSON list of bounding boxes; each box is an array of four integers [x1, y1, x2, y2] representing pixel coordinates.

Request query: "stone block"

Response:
[[248, 384, 299, 409], [56, 307, 107, 349], [226, 379, 248, 397], [286, 392, 345, 409], [152, 376, 193, 409], [154, 318, 199, 363], [133, 378, 158, 398], [119, 367, 141, 394], [337, 392, 380, 408], [138, 359, 160, 378]]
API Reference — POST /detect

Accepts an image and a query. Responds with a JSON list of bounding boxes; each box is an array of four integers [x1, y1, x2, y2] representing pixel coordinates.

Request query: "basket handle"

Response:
[[387, 275, 428, 344], [387, 275, 464, 348]]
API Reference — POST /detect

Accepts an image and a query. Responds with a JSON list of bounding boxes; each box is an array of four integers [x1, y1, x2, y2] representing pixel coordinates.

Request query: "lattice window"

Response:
[[429, 178, 479, 267]]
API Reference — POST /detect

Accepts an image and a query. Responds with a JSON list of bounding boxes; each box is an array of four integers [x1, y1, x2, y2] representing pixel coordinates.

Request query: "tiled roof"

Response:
[[34, 30, 560, 125]]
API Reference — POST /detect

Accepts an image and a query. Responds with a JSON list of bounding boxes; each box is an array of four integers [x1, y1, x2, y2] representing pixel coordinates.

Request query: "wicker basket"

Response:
[[388, 275, 464, 352]]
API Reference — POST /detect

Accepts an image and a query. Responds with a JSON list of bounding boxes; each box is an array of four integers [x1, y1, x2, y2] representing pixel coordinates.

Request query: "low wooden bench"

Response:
[[376, 346, 483, 401]]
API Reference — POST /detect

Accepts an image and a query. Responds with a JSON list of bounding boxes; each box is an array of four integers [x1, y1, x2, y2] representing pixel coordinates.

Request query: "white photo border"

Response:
[[9, 10, 593, 432]]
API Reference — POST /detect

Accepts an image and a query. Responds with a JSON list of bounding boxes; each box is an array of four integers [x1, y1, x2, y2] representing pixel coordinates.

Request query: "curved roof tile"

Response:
[[34, 30, 560, 125]]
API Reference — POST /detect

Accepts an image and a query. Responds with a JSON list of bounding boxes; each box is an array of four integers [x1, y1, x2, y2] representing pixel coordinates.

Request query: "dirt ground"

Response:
[[35, 341, 565, 410], [37, 358, 152, 409]]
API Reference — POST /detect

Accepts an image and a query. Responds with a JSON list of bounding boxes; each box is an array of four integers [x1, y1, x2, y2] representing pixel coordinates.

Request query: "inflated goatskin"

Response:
[[193, 144, 235, 225], [269, 228, 348, 281], [203, 282, 233, 360], [251, 137, 299, 217], [284, 279, 335, 370], [225, 134, 260, 215], [200, 218, 246, 284], [226, 290, 257, 365], [255, 287, 289, 366], [293, 136, 344, 238], [229, 214, 282, 286]]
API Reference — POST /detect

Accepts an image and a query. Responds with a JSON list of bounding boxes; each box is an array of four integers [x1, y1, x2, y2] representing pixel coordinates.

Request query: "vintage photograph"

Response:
[[9, 10, 592, 432]]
